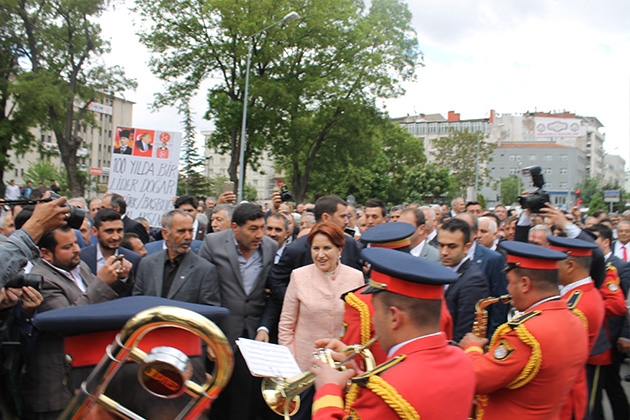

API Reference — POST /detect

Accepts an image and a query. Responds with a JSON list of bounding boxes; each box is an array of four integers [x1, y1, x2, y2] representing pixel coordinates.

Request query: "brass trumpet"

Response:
[[262, 338, 377, 419], [59, 306, 234, 420]]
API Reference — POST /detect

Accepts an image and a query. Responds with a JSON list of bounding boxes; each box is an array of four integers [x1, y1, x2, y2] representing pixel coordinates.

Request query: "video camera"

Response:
[[518, 166, 550, 214], [4, 191, 87, 230], [3, 273, 43, 290]]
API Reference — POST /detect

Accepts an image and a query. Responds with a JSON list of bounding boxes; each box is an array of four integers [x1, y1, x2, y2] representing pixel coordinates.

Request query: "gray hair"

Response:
[[530, 224, 552, 236], [478, 216, 497, 233], [419, 206, 435, 223], [213, 204, 235, 221], [162, 209, 193, 230], [430, 204, 441, 213], [451, 197, 464, 208]]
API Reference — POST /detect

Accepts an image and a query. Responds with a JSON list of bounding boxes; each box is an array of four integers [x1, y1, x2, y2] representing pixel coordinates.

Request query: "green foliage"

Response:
[[178, 99, 206, 196], [133, 0, 421, 202], [576, 177, 628, 213], [432, 130, 495, 196], [588, 194, 606, 216], [4, 0, 136, 197], [404, 164, 453, 204], [500, 175, 521, 206], [23, 161, 67, 192], [574, 177, 601, 208]]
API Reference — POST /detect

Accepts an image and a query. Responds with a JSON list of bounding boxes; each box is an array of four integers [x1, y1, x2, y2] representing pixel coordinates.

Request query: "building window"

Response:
[[544, 155, 552, 161], [544, 168, 552, 175], [561, 155, 568, 161], [559, 182, 568, 189], [559, 168, 567, 175], [220, 157, 226, 164], [529, 155, 537, 161]]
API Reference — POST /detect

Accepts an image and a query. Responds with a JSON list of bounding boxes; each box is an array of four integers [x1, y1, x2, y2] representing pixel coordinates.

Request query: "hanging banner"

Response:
[[108, 126, 181, 226]]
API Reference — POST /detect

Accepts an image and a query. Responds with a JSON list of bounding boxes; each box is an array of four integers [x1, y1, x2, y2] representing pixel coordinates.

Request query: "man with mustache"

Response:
[[132, 209, 219, 305]]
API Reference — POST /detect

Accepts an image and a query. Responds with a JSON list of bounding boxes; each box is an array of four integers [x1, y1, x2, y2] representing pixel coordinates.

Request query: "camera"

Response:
[[49, 192, 87, 229], [518, 166, 550, 213], [279, 185, 293, 202], [4, 273, 43, 290]]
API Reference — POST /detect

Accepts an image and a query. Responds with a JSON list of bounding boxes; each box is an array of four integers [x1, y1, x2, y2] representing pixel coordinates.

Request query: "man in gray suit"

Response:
[[198, 202, 277, 420], [400, 207, 440, 262], [22, 226, 131, 420], [132, 209, 219, 305]]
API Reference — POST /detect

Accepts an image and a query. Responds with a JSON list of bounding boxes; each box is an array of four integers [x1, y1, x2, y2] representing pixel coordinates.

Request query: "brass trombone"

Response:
[[262, 337, 377, 419], [59, 306, 234, 420]]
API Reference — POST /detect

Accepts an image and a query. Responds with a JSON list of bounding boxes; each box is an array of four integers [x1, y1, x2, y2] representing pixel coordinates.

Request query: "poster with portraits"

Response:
[[108, 126, 182, 226]]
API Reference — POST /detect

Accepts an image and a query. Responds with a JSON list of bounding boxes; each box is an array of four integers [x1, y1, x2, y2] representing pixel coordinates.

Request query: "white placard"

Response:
[[108, 126, 182, 226], [236, 338, 302, 378]]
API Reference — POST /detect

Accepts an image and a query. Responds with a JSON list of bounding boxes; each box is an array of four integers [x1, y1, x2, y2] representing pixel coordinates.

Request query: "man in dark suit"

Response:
[[134, 132, 153, 156], [456, 212, 508, 337], [261, 195, 363, 341], [102, 193, 150, 244], [133, 209, 219, 306], [80, 208, 142, 282], [198, 203, 277, 420], [22, 226, 131, 420], [174, 195, 207, 240], [113, 130, 132, 154], [438, 218, 490, 342]]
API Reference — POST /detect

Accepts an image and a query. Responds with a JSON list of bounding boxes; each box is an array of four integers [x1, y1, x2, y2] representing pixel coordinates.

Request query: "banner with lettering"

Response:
[[108, 126, 182, 226]]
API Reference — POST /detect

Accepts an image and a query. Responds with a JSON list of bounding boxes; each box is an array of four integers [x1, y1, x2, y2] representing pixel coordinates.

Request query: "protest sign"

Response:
[[108, 126, 181, 226]]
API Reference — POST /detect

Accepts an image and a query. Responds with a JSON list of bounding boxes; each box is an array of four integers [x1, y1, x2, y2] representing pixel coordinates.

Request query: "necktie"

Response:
[[623, 244, 628, 262]]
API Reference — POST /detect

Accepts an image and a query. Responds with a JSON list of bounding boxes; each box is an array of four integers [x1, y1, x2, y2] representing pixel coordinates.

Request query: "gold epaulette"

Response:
[[606, 262, 617, 274], [341, 285, 367, 300], [489, 314, 542, 390], [507, 310, 541, 329], [351, 355, 406, 385], [343, 292, 371, 345], [345, 355, 418, 420], [566, 290, 583, 310]]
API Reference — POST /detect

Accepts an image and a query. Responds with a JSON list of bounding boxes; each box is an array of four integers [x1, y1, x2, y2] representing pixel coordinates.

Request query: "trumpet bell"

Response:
[[262, 376, 301, 417]]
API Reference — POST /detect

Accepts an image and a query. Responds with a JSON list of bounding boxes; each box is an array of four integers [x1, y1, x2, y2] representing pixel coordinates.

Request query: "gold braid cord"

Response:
[[363, 376, 420, 420], [507, 324, 542, 389], [345, 293, 371, 345], [571, 308, 589, 330]]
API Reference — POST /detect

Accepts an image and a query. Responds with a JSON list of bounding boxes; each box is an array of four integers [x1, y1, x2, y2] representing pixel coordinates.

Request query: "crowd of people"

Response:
[[0, 187, 629, 420]]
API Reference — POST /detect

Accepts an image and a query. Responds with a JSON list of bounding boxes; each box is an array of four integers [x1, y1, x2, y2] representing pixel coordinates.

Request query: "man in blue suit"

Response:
[[80, 209, 142, 282], [456, 212, 508, 338]]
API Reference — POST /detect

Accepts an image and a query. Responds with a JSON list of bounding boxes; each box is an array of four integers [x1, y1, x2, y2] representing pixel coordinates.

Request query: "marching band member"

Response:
[[460, 241, 588, 420], [312, 248, 475, 420]]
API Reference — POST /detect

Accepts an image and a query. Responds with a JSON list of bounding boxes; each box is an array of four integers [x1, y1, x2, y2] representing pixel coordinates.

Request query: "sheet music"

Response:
[[236, 338, 302, 378]]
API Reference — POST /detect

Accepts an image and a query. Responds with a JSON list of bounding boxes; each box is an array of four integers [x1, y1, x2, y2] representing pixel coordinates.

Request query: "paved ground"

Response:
[[602, 358, 630, 419]]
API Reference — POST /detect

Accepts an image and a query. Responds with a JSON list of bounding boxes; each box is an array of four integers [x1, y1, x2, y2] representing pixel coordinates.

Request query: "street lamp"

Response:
[[237, 11, 300, 202]]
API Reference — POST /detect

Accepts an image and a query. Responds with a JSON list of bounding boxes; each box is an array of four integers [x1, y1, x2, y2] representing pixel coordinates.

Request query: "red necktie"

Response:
[[623, 245, 628, 262]]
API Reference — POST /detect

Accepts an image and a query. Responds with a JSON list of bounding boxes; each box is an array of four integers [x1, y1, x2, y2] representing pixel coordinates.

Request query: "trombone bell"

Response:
[[138, 346, 193, 399]]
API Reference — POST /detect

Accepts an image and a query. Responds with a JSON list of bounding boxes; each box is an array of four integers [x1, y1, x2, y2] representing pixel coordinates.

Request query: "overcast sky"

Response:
[[100, 0, 630, 164]]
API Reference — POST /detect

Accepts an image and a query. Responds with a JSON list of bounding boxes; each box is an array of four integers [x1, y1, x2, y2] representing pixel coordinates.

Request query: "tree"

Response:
[[432, 130, 495, 196], [499, 175, 521, 206], [7, 0, 136, 197], [404, 164, 453, 204], [303, 112, 425, 203], [133, 0, 421, 202], [23, 161, 67, 193], [178, 99, 206, 196], [574, 177, 601, 208]]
